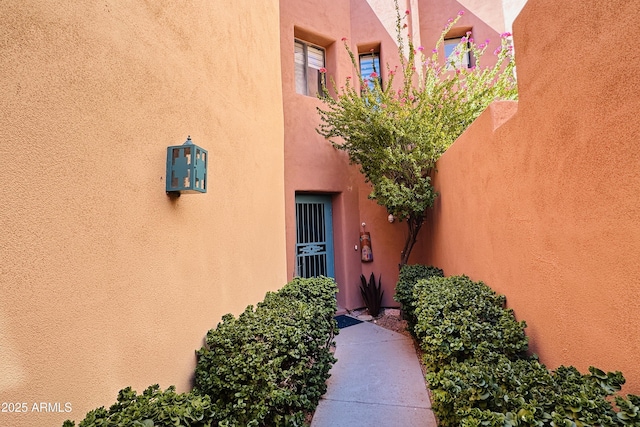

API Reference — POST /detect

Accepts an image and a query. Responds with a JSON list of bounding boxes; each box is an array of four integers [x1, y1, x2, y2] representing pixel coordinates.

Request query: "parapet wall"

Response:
[[424, 0, 640, 393]]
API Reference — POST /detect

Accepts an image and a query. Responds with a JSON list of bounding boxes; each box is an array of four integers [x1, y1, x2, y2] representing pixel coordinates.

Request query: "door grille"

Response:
[[295, 195, 334, 278]]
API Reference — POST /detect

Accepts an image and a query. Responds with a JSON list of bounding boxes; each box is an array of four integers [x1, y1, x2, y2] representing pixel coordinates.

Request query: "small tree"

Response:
[[317, 3, 517, 266]]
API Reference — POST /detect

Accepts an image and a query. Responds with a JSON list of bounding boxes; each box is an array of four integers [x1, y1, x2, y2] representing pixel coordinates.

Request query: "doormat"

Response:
[[334, 314, 363, 329]]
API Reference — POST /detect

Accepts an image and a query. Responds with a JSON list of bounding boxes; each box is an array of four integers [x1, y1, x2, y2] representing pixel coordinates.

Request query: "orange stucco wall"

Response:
[[424, 0, 640, 393], [349, 0, 420, 305], [280, 0, 519, 310], [419, 0, 508, 69], [281, 0, 420, 309], [280, 0, 362, 310], [0, 1, 286, 426]]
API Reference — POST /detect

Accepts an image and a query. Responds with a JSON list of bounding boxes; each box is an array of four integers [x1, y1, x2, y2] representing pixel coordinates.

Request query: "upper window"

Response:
[[444, 37, 471, 69], [295, 40, 325, 97], [359, 52, 382, 90]]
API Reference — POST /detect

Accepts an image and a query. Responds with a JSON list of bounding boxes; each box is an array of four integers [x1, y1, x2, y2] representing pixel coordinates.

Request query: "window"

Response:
[[444, 37, 471, 69], [295, 40, 325, 97], [359, 52, 382, 90]]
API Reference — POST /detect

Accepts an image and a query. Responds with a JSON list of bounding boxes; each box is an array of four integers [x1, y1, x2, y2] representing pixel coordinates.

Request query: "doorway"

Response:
[[295, 194, 335, 278]]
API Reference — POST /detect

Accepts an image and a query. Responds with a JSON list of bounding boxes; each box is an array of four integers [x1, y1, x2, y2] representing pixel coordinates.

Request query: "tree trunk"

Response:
[[399, 217, 423, 268]]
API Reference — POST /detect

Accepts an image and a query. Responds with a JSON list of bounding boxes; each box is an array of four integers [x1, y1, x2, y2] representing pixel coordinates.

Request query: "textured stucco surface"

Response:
[[281, 0, 363, 310], [419, 0, 507, 69], [0, 1, 286, 426], [424, 0, 640, 393], [281, 0, 513, 310]]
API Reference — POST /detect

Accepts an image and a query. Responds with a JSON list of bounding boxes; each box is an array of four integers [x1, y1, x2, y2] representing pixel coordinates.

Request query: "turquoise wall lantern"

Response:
[[166, 136, 208, 196]]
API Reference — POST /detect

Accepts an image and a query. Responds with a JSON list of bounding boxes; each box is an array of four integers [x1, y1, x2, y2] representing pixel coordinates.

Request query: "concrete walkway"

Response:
[[311, 319, 438, 427]]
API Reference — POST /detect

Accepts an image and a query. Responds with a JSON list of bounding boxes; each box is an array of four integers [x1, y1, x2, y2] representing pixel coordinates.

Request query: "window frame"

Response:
[[444, 37, 472, 69], [294, 39, 326, 97], [359, 51, 382, 90]]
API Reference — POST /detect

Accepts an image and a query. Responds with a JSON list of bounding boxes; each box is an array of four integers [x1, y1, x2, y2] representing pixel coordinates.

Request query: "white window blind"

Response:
[[307, 46, 324, 69], [359, 52, 381, 90], [294, 40, 325, 96]]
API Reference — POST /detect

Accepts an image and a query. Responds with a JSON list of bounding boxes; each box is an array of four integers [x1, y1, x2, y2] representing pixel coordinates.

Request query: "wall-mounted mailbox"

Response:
[[166, 136, 207, 196]]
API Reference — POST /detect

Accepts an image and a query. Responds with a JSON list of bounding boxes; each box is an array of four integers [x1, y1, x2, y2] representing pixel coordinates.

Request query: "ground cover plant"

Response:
[[398, 269, 640, 426], [64, 276, 338, 427]]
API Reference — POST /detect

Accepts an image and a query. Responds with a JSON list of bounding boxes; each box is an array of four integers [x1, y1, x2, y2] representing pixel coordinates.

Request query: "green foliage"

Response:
[[194, 276, 338, 427], [273, 275, 339, 321], [62, 385, 215, 427], [428, 351, 627, 427], [411, 274, 640, 427], [65, 277, 338, 427], [413, 275, 528, 371], [394, 264, 443, 329], [615, 395, 640, 426], [359, 272, 384, 316], [317, 1, 517, 265]]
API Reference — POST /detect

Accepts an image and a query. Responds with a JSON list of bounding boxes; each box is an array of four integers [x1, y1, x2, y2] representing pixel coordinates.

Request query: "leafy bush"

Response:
[[412, 274, 640, 427], [64, 277, 338, 427], [273, 276, 338, 322], [360, 272, 384, 317], [413, 275, 528, 371], [616, 395, 640, 426], [62, 385, 215, 427], [394, 264, 443, 329], [428, 350, 626, 427], [194, 276, 338, 426]]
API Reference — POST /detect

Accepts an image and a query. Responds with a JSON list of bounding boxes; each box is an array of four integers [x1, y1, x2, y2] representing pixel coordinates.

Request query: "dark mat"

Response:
[[334, 314, 363, 329]]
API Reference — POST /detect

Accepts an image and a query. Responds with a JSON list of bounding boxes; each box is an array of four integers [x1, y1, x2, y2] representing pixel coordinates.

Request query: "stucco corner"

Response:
[[488, 100, 518, 131]]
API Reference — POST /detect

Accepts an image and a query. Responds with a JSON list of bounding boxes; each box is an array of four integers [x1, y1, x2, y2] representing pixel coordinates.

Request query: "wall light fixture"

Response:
[[166, 136, 207, 197]]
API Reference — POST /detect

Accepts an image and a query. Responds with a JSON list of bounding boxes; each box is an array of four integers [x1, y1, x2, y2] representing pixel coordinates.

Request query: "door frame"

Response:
[[294, 193, 335, 278]]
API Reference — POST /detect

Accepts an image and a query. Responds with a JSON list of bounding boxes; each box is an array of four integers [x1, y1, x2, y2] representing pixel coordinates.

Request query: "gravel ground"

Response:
[[371, 309, 411, 337]]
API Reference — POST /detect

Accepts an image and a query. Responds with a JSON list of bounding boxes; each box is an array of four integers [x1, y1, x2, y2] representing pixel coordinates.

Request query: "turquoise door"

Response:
[[295, 194, 335, 278]]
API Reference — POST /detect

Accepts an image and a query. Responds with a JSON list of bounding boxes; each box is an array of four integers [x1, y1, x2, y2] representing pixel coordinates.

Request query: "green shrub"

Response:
[[413, 275, 528, 371], [270, 275, 338, 322], [616, 394, 640, 426], [194, 276, 338, 426], [62, 385, 216, 427], [428, 349, 627, 427], [394, 264, 443, 329], [412, 274, 640, 427], [65, 277, 338, 427]]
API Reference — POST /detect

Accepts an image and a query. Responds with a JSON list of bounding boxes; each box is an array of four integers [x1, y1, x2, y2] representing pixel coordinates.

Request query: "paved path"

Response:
[[311, 320, 438, 427]]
